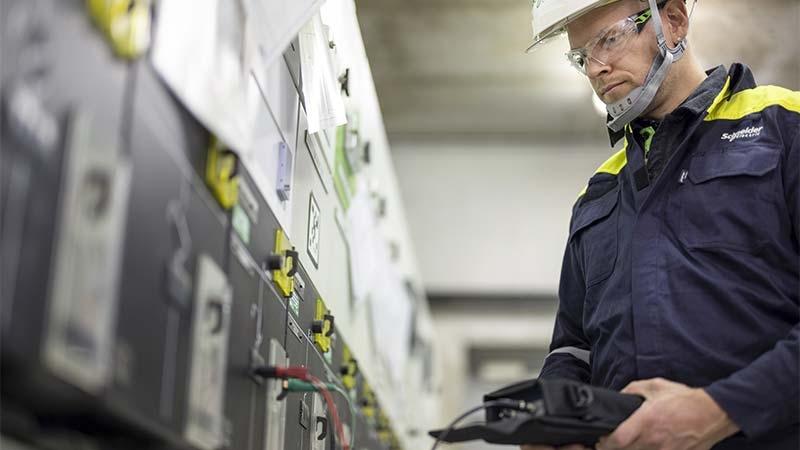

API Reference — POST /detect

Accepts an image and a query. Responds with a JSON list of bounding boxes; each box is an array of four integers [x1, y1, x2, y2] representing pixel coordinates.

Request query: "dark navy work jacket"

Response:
[[540, 64, 799, 449]]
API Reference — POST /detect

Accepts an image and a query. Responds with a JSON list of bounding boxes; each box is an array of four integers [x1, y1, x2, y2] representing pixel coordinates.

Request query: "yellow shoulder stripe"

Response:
[[578, 144, 627, 198], [594, 146, 628, 175], [706, 81, 800, 122], [705, 76, 731, 119]]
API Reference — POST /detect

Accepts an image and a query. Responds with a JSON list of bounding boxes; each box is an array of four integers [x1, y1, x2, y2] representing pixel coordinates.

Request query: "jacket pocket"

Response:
[[570, 184, 620, 287], [679, 145, 781, 252]]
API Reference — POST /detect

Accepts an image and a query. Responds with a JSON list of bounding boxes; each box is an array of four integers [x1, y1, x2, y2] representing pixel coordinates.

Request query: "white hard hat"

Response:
[[526, 0, 622, 52], [525, 0, 691, 133]]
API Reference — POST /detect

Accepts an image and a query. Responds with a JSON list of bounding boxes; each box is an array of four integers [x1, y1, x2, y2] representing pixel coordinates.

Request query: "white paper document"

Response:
[[246, 0, 322, 70], [345, 191, 413, 384], [371, 262, 413, 386], [152, 0, 262, 153], [344, 191, 383, 308], [298, 13, 347, 134]]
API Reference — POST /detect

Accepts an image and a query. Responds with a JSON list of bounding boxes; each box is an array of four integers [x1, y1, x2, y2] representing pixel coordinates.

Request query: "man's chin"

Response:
[[603, 88, 634, 105], [602, 79, 646, 104]]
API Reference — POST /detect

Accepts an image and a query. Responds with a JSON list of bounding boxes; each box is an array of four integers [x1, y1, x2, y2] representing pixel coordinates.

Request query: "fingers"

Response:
[[621, 379, 653, 396], [596, 405, 650, 450], [621, 377, 673, 397]]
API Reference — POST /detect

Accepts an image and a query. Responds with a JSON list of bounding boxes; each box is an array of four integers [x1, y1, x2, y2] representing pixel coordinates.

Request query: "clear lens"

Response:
[[565, 17, 638, 75], [592, 19, 637, 61], [566, 50, 588, 74]]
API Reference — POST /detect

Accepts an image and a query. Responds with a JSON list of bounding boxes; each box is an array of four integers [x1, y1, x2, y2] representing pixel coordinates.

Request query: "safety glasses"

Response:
[[566, 1, 666, 75]]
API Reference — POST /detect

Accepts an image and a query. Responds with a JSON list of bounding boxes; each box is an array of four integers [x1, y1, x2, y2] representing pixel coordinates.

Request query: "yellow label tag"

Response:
[[204, 136, 239, 210], [272, 229, 295, 297], [87, 0, 152, 59]]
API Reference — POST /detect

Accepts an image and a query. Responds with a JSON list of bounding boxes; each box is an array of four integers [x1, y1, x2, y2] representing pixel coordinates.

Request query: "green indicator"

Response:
[[289, 293, 300, 317], [232, 204, 251, 245]]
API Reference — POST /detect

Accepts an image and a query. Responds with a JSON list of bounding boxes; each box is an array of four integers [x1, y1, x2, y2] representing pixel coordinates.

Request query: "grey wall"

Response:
[[392, 139, 613, 295]]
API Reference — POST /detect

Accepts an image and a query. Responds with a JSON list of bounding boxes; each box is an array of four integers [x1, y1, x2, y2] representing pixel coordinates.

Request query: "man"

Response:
[[521, 0, 799, 449]]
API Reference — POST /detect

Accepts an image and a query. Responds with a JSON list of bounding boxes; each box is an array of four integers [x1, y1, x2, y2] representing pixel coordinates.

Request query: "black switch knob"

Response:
[[311, 320, 325, 334], [265, 254, 283, 271]]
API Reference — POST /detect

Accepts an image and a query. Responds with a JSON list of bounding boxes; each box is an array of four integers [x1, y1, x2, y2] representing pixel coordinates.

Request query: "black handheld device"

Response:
[[428, 378, 643, 448]]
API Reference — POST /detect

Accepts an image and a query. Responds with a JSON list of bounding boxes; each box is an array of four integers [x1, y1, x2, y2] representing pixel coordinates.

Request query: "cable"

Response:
[[253, 365, 357, 450], [309, 375, 350, 450], [430, 399, 534, 450], [328, 383, 358, 450], [283, 379, 357, 450], [252, 365, 310, 380]]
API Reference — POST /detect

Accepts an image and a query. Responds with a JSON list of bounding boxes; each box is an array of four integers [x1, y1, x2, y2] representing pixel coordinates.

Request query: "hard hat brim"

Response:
[[525, 30, 565, 53]]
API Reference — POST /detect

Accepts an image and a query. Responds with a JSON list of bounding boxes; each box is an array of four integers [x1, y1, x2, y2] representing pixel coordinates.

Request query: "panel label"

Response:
[[307, 192, 321, 267], [289, 292, 301, 317], [232, 204, 251, 244]]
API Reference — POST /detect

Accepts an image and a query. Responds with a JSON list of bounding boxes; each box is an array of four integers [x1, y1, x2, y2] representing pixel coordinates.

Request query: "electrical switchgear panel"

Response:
[[0, 1, 440, 450]]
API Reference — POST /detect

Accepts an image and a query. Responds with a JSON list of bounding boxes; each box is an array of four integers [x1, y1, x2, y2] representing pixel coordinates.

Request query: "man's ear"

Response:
[[662, 0, 689, 44]]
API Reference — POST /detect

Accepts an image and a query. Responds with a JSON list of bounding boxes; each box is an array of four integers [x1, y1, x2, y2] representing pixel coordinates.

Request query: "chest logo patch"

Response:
[[721, 126, 763, 142]]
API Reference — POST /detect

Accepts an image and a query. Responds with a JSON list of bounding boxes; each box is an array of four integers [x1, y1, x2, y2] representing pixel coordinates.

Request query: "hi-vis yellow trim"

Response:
[[578, 142, 628, 198], [705, 78, 800, 122], [704, 76, 732, 118]]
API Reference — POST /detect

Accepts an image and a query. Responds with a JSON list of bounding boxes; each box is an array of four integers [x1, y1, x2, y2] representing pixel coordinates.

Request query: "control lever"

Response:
[[316, 416, 328, 440], [324, 314, 335, 337]]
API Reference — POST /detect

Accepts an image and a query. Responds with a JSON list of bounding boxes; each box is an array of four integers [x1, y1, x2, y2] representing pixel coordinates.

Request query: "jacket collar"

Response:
[[606, 63, 754, 146]]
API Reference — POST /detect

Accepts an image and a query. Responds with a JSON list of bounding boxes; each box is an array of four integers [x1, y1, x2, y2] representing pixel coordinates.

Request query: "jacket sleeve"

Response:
[[704, 116, 800, 439], [539, 229, 591, 383]]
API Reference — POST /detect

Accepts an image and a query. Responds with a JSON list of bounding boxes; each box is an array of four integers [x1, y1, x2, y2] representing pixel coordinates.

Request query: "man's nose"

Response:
[[586, 55, 610, 79]]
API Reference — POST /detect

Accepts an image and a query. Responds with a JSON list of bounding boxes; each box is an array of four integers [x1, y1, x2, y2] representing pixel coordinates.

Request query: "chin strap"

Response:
[[606, 0, 687, 132]]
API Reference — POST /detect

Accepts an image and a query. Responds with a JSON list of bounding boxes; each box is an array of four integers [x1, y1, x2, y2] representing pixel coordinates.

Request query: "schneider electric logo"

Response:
[[721, 126, 763, 142]]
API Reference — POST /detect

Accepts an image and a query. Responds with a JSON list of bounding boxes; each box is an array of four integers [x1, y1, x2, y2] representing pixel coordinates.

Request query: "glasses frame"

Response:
[[566, 1, 667, 75]]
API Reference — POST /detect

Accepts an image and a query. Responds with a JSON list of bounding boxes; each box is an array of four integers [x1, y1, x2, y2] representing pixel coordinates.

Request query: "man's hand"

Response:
[[595, 378, 740, 450]]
